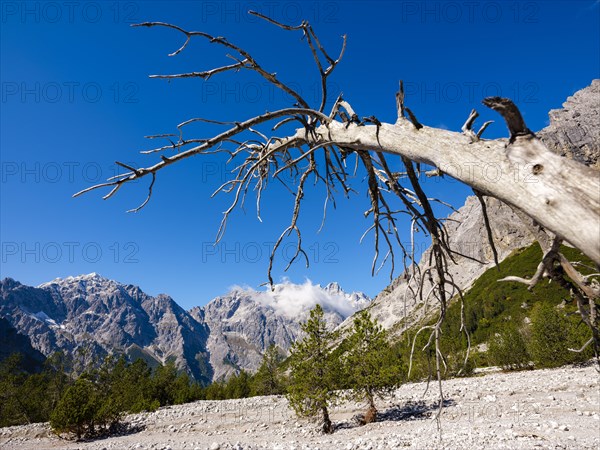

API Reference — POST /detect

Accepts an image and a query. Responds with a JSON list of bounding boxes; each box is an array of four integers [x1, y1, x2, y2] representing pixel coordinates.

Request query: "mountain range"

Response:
[[0, 276, 369, 383]]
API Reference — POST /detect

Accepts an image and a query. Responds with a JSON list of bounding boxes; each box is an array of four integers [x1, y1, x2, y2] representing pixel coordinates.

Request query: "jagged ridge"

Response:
[[0, 275, 369, 383]]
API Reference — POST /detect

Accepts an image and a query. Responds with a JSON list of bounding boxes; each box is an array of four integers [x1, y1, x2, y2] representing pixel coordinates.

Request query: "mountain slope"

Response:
[[0, 317, 46, 372], [351, 195, 535, 334]]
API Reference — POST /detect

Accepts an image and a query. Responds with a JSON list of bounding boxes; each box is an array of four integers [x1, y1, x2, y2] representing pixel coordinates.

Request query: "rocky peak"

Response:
[[538, 79, 600, 169], [324, 281, 341, 293], [1, 277, 21, 290]]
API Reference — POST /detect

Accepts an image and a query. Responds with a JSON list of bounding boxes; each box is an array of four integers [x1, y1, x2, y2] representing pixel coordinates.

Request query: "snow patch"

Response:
[[31, 311, 58, 327], [38, 272, 107, 288]]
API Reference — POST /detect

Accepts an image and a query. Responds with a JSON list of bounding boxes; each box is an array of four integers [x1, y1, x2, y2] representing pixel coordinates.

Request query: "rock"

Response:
[[538, 80, 600, 169]]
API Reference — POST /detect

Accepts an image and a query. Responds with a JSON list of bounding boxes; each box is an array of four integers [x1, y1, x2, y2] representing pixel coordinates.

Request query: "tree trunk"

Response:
[[298, 120, 600, 265], [364, 394, 377, 424], [321, 406, 333, 434]]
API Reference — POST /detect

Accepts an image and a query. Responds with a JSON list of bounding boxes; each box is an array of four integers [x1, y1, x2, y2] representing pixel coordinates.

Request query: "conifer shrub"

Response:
[[487, 321, 531, 370], [50, 377, 98, 439], [528, 303, 571, 368]]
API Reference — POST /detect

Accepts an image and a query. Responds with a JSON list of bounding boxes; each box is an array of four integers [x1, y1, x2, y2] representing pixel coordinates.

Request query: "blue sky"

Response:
[[1, 1, 599, 309]]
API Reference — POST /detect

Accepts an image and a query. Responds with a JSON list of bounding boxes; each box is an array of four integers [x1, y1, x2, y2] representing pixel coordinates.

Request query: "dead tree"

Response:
[[75, 13, 600, 427]]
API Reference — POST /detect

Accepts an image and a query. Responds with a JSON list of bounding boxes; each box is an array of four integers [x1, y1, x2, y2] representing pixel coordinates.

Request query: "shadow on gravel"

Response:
[[379, 399, 456, 422], [335, 399, 456, 431], [65, 423, 146, 444]]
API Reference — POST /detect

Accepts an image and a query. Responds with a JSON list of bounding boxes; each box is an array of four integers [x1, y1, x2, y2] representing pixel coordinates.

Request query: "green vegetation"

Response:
[[50, 377, 99, 439], [281, 306, 404, 430], [286, 304, 340, 434], [528, 302, 593, 368], [395, 244, 596, 380], [0, 353, 203, 438], [251, 344, 285, 396], [487, 321, 530, 370], [198, 348, 286, 401], [0, 352, 69, 427], [222, 370, 252, 399], [452, 244, 595, 347], [341, 310, 402, 423]]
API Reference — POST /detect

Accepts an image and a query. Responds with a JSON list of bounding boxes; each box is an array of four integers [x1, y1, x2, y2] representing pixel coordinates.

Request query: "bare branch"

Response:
[[498, 237, 562, 289], [133, 21, 311, 108], [569, 337, 594, 353], [127, 173, 156, 213], [461, 109, 479, 141], [405, 107, 423, 130], [477, 120, 494, 138], [395, 80, 405, 123], [248, 10, 305, 30], [248, 11, 346, 113], [149, 61, 247, 80], [558, 254, 600, 299], [73, 108, 330, 202], [473, 190, 499, 268]]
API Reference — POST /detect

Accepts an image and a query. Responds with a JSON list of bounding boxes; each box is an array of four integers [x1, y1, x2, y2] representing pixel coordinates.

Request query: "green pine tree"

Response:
[[224, 370, 252, 399], [50, 376, 99, 439], [171, 372, 196, 404], [152, 359, 179, 405], [343, 310, 401, 424], [487, 322, 530, 370], [204, 379, 226, 400], [528, 303, 571, 368], [44, 351, 72, 412], [251, 344, 284, 396], [120, 358, 158, 412], [287, 304, 339, 434], [0, 353, 30, 427]]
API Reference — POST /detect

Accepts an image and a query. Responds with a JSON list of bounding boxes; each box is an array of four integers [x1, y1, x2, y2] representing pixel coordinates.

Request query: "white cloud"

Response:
[[229, 279, 365, 319]]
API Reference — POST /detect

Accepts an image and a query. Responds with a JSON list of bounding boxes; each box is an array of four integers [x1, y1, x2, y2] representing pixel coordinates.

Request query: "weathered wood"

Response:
[[282, 119, 600, 264]]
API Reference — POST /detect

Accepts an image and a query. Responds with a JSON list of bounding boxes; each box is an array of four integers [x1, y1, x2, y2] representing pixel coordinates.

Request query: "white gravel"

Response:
[[1, 364, 598, 449]]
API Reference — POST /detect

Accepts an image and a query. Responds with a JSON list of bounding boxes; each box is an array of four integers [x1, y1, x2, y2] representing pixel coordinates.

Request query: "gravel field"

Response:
[[1, 364, 598, 450]]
